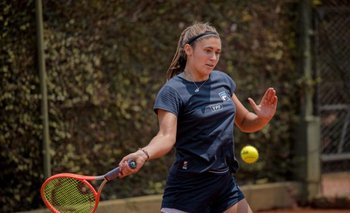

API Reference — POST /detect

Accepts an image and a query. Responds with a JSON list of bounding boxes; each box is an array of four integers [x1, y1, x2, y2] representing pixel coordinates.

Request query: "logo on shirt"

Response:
[[218, 91, 230, 102], [209, 103, 223, 112], [182, 161, 188, 170]]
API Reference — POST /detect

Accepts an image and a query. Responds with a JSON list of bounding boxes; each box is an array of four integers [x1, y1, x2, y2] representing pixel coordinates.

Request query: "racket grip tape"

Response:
[[104, 159, 137, 181]]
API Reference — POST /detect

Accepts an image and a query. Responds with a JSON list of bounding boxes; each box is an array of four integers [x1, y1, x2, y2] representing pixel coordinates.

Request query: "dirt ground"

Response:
[[258, 172, 350, 213], [258, 208, 350, 213], [321, 172, 350, 198]]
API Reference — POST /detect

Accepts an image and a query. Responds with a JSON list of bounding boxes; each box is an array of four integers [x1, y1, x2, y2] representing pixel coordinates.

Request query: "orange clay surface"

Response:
[[258, 208, 350, 213]]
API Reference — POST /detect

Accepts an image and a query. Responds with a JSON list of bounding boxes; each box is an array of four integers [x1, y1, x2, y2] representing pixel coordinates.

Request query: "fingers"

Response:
[[273, 95, 278, 105], [262, 88, 278, 105], [248, 88, 278, 120], [264, 88, 276, 101], [247, 97, 258, 112], [118, 159, 137, 178], [249, 88, 278, 107], [269, 88, 278, 106], [250, 88, 277, 106], [118, 151, 147, 178]]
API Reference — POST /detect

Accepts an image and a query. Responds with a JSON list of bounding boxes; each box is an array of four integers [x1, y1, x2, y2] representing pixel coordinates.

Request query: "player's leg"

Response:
[[161, 208, 188, 213], [223, 198, 253, 213], [213, 173, 253, 213]]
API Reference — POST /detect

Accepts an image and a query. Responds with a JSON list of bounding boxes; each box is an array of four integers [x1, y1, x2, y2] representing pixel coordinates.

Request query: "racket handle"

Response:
[[104, 159, 137, 181]]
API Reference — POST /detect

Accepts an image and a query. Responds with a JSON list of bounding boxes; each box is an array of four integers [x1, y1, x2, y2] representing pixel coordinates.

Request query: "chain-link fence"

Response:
[[314, 1, 350, 173]]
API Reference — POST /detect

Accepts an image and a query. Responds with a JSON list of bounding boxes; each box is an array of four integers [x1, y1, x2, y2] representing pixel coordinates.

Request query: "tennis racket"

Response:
[[40, 160, 137, 213]]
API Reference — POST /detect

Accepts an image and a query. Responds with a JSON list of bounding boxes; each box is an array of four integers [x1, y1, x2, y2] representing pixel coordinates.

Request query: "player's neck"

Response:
[[184, 69, 208, 82]]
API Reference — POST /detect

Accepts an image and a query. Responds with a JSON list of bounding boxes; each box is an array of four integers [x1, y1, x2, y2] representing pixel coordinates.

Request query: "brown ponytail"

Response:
[[166, 23, 220, 80]]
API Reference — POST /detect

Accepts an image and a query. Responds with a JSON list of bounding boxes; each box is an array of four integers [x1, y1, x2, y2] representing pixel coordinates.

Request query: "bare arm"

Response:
[[233, 87, 278, 133], [118, 109, 177, 177]]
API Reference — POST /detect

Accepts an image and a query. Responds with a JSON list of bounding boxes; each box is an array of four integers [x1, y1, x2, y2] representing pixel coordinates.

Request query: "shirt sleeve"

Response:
[[221, 71, 236, 96], [153, 85, 181, 116]]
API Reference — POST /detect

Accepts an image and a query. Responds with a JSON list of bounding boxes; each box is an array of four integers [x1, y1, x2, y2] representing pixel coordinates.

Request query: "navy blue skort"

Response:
[[161, 170, 245, 213]]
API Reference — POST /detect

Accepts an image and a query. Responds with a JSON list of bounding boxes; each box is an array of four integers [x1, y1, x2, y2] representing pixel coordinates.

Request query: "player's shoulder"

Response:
[[164, 73, 187, 88], [158, 74, 185, 95], [211, 70, 234, 81], [211, 70, 236, 92]]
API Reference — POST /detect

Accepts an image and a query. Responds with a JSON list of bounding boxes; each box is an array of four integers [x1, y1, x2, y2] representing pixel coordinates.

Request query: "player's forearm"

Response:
[[236, 111, 270, 133], [139, 134, 175, 160]]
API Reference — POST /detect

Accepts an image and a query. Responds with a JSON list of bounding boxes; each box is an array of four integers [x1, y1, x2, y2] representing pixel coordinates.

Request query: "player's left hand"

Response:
[[248, 87, 278, 121]]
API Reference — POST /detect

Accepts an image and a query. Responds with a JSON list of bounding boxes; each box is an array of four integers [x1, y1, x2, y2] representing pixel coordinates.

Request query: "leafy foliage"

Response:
[[0, 1, 44, 212], [1, 0, 301, 211]]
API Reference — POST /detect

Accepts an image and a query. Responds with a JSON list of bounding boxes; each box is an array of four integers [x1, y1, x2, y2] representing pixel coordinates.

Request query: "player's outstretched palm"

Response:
[[247, 87, 278, 121]]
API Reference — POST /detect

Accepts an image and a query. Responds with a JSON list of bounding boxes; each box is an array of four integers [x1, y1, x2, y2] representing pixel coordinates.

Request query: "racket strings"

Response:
[[43, 177, 96, 213]]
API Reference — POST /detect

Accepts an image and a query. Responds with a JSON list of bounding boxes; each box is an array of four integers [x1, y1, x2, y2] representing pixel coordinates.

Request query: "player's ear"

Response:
[[183, 44, 193, 56]]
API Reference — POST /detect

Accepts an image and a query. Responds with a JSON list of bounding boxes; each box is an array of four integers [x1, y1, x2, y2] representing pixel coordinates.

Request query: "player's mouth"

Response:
[[206, 64, 215, 68]]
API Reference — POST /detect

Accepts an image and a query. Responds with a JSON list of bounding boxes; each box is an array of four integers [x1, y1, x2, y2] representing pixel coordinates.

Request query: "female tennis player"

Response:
[[118, 22, 278, 213]]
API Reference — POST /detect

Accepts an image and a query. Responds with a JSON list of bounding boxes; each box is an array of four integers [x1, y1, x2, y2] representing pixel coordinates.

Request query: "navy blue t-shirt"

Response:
[[154, 70, 239, 174]]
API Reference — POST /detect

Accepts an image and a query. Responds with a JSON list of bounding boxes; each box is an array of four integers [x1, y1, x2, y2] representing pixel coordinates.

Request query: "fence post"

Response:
[[295, 0, 321, 201], [35, 0, 51, 178]]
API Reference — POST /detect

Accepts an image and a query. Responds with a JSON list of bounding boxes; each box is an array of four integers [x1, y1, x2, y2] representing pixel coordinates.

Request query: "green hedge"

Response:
[[1, 0, 301, 212]]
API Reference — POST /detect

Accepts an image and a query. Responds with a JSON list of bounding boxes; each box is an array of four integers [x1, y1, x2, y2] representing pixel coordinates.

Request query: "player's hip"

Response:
[[162, 170, 244, 213]]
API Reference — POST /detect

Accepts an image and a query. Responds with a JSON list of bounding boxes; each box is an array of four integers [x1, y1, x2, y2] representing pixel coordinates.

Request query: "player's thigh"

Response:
[[161, 208, 188, 213], [223, 198, 253, 213]]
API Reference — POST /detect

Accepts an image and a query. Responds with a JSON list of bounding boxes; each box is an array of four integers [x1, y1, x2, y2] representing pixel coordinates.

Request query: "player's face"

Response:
[[191, 37, 221, 77]]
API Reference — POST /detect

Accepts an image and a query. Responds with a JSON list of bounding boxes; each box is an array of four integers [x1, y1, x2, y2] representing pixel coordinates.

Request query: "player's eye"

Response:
[[205, 49, 212, 54]]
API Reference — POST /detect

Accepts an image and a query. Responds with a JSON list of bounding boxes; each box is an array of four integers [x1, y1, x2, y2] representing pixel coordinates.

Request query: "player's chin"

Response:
[[203, 65, 215, 74]]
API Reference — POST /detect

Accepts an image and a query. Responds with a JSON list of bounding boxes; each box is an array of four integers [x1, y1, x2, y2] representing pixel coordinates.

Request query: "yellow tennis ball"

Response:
[[240, 145, 259, 164]]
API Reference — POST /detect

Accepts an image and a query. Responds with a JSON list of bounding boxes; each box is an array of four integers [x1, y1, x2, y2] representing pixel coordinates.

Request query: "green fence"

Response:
[[314, 0, 350, 172], [0, 0, 319, 212]]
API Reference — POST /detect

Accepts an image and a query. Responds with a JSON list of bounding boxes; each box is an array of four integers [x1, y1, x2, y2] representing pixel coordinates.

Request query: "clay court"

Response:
[[259, 172, 350, 213], [259, 209, 350, 213]]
